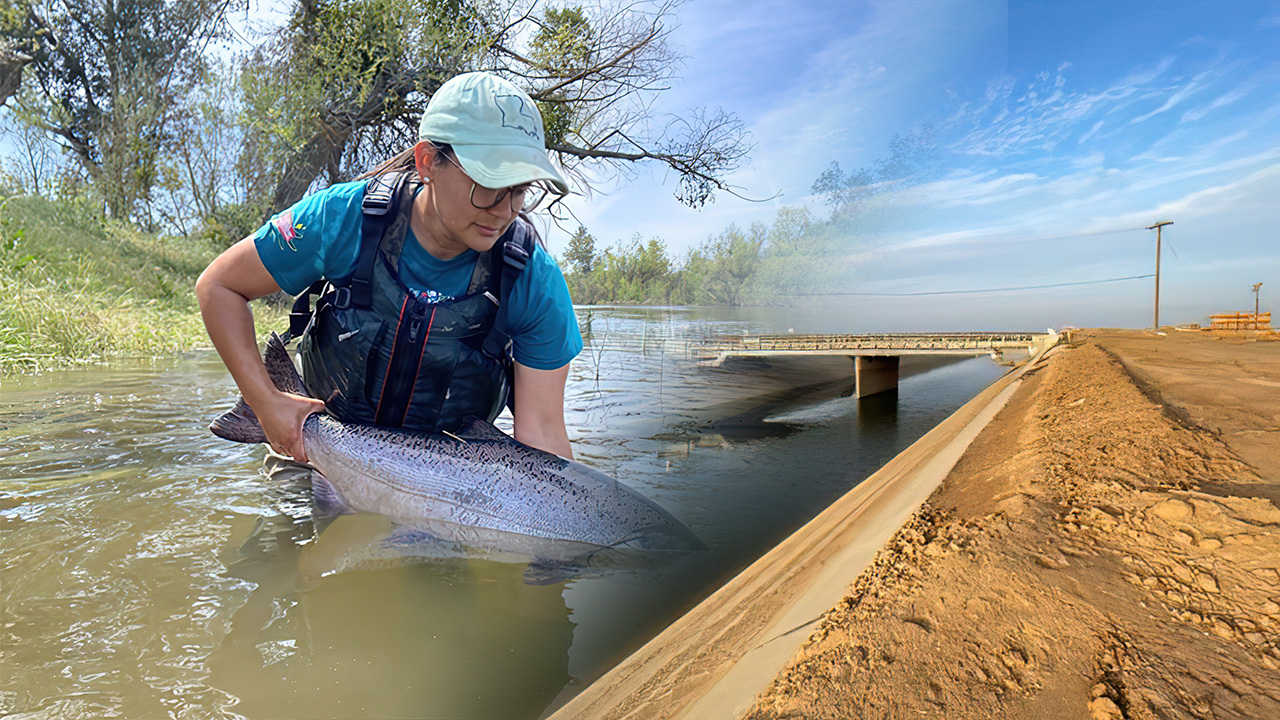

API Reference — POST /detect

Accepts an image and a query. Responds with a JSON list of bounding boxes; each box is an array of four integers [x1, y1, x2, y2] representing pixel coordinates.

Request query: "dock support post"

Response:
[[855, 356, 900, 398]]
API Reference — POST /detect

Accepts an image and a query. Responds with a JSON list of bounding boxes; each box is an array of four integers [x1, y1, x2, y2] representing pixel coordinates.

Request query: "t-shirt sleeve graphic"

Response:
[[252, 181, 366, 295]]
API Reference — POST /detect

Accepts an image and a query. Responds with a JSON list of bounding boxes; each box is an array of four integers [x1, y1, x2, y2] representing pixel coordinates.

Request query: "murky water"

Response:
[[0, 307, 1009, 719]]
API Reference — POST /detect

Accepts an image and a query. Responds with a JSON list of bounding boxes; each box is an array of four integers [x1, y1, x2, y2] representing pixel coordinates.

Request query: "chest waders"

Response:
[[282, 171, 534, 433]]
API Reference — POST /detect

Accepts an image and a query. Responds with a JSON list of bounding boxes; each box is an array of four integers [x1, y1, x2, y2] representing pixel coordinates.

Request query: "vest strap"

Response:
[[480, 219, 537, 370], [283, 279, 327, 343], [353, 171, 411, 309]]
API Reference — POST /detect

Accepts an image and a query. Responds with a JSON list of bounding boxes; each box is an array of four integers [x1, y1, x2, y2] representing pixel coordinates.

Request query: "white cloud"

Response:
[[1149, 162, 1280, 220], [948, 55, 1226, 157], [1078, 120, 1105, 144]]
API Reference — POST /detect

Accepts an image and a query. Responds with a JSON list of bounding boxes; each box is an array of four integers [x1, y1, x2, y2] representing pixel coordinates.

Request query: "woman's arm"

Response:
[[511, 362, 573, 459], [196, 237, 326, 462]]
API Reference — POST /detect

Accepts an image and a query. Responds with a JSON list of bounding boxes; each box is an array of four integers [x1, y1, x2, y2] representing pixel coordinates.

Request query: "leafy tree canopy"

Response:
[[243, 0, 751, 215], [812, 124, 938, 220], [14, 0, 232, 221]]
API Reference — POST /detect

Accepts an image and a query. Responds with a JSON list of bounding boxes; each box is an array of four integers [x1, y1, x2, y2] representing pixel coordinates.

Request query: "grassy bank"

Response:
[[0, 194, 280, 372]]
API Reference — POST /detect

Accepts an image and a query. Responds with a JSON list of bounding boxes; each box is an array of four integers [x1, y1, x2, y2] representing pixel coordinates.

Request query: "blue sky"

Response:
[[552, 0, 1280, 330]]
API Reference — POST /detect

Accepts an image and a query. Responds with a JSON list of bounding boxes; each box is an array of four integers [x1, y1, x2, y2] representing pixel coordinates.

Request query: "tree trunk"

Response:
[[268, 122, 352, 216], [0, 50, 31, 107]]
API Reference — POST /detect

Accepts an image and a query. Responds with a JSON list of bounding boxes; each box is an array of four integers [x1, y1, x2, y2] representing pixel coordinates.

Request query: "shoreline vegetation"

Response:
[[0, 194, 284, 373]]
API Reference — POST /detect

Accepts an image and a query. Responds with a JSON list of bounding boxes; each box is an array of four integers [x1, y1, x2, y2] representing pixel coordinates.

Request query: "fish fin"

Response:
[[209, 398, 268, 444], [209, 333, 310, 444], [454, 416, 511, 442], [522, 558, 582, 586], [264, 332, 308, 396], [381, 526, 437, 549], [310, 471, 353, 516]]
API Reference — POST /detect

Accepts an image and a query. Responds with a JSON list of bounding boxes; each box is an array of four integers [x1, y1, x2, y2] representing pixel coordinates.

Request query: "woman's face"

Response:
[[414, 142, 519, 258]]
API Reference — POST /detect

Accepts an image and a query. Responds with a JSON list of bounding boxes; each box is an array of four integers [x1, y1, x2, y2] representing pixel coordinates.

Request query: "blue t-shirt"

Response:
[[253, 180, 582, 370]]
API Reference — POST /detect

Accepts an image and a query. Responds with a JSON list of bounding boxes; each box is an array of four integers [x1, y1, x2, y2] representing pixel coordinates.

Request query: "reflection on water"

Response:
[[0, 307, 1009, 718]]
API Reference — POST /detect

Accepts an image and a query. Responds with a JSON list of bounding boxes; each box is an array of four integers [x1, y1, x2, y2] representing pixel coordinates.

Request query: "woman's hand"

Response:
[[255, 391, 328, 463]]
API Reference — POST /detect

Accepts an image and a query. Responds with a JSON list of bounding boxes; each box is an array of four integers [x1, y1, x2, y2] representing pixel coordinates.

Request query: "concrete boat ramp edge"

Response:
[[546, 345, 1061, 720]]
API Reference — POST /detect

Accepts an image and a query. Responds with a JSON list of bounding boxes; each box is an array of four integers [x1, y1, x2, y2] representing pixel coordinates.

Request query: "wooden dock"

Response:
[[1209, 312, 1271, 331]]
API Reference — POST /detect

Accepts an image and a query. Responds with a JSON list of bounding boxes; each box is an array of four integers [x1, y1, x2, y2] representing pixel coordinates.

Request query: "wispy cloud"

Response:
[[947, 59, 1174, 156], [1149, 162, 1280, 219], [1180, 76, 1262, 123], [1128, 73, 1209, 124]]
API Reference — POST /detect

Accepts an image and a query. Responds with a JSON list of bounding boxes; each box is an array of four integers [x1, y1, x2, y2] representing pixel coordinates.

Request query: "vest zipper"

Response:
[[376, 295, 435, 427]]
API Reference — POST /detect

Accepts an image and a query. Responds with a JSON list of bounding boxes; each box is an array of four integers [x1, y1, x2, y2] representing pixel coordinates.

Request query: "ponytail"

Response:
[[356, 142, 454, 181]]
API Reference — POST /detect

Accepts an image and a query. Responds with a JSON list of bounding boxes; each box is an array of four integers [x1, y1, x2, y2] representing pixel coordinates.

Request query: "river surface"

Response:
[[0, 306, 1010, 719]]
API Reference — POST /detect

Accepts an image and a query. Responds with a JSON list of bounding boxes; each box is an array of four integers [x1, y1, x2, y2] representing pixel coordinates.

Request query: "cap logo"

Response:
[[493, 92, 540, 140]]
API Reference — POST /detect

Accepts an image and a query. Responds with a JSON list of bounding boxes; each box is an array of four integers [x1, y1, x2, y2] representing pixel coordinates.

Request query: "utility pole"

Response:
[[1254, 282, 1264, 329], [1146, 221, 1173, 330]]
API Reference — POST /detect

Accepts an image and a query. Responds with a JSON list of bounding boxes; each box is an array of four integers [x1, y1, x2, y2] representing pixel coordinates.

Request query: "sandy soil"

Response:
[[746, 330, 1280, 719]]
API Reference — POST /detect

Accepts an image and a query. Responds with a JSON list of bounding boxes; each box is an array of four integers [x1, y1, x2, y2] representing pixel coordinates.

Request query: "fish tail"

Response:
[[211, 333, 309, 444], [264, 332, 307, 396], [210, 397, 268, 444]]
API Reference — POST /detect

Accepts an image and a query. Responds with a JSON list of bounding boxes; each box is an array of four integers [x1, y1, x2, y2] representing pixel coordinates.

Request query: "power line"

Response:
[[795, 273, 1157, 297]]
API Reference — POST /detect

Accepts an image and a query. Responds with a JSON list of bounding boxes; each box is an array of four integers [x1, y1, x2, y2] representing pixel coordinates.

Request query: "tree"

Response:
[[16, 0, 232, 222], [239, 0, 488, 215], [701, 222, 764, 306], [527, 6, 591, 146], [0, 0, 52, 108], [244, 0, 750, 216], [152, 57, 265, 242], [812, 124, 938, 220], [811, 161, 878, 220], [594, 233, 670, 302], [563, 224, 597, 275], [616, 234, 670, 287], [0, 95, 66, 195], [506, 2, 750, 209], [766, 205, 813, 255]]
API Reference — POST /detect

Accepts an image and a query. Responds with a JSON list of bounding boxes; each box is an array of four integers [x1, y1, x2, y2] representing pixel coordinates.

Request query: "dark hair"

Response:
[[353, 140, 545, 249], [356, 141, 454, 181]]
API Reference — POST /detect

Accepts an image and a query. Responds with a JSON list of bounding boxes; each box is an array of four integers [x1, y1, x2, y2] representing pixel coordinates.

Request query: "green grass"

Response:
[[0, 194, 284, 372]]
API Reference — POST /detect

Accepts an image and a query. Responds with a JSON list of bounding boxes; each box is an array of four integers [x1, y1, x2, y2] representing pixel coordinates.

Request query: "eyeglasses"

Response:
[[442, 152, 549, 213]]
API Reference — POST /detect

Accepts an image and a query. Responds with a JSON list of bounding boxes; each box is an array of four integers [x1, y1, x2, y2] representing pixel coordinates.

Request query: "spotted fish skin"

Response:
[[210, 334, 702, 551], [301, 414, 697, 549]]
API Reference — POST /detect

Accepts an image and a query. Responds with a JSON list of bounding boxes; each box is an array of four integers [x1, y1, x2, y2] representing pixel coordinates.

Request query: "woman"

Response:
[[196, 72, 582, 463]]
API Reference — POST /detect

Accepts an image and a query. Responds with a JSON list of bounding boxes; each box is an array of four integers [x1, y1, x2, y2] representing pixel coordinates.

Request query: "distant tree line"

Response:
[[563, 125, 939, 305]]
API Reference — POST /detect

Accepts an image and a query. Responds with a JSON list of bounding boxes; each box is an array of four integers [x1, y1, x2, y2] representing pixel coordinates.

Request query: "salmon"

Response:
[[210, 334, 703, 553]]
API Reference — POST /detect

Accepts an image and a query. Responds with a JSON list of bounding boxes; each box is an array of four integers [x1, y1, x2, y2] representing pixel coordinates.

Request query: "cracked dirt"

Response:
[[745, 330, 1280, 719]]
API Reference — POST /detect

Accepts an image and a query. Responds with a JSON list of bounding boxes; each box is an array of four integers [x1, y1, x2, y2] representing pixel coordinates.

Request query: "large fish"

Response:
[[210, 334, 703, 555]]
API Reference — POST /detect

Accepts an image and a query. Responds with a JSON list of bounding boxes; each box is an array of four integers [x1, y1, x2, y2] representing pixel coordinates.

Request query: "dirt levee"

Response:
[[748, 330, 1280, 719]]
